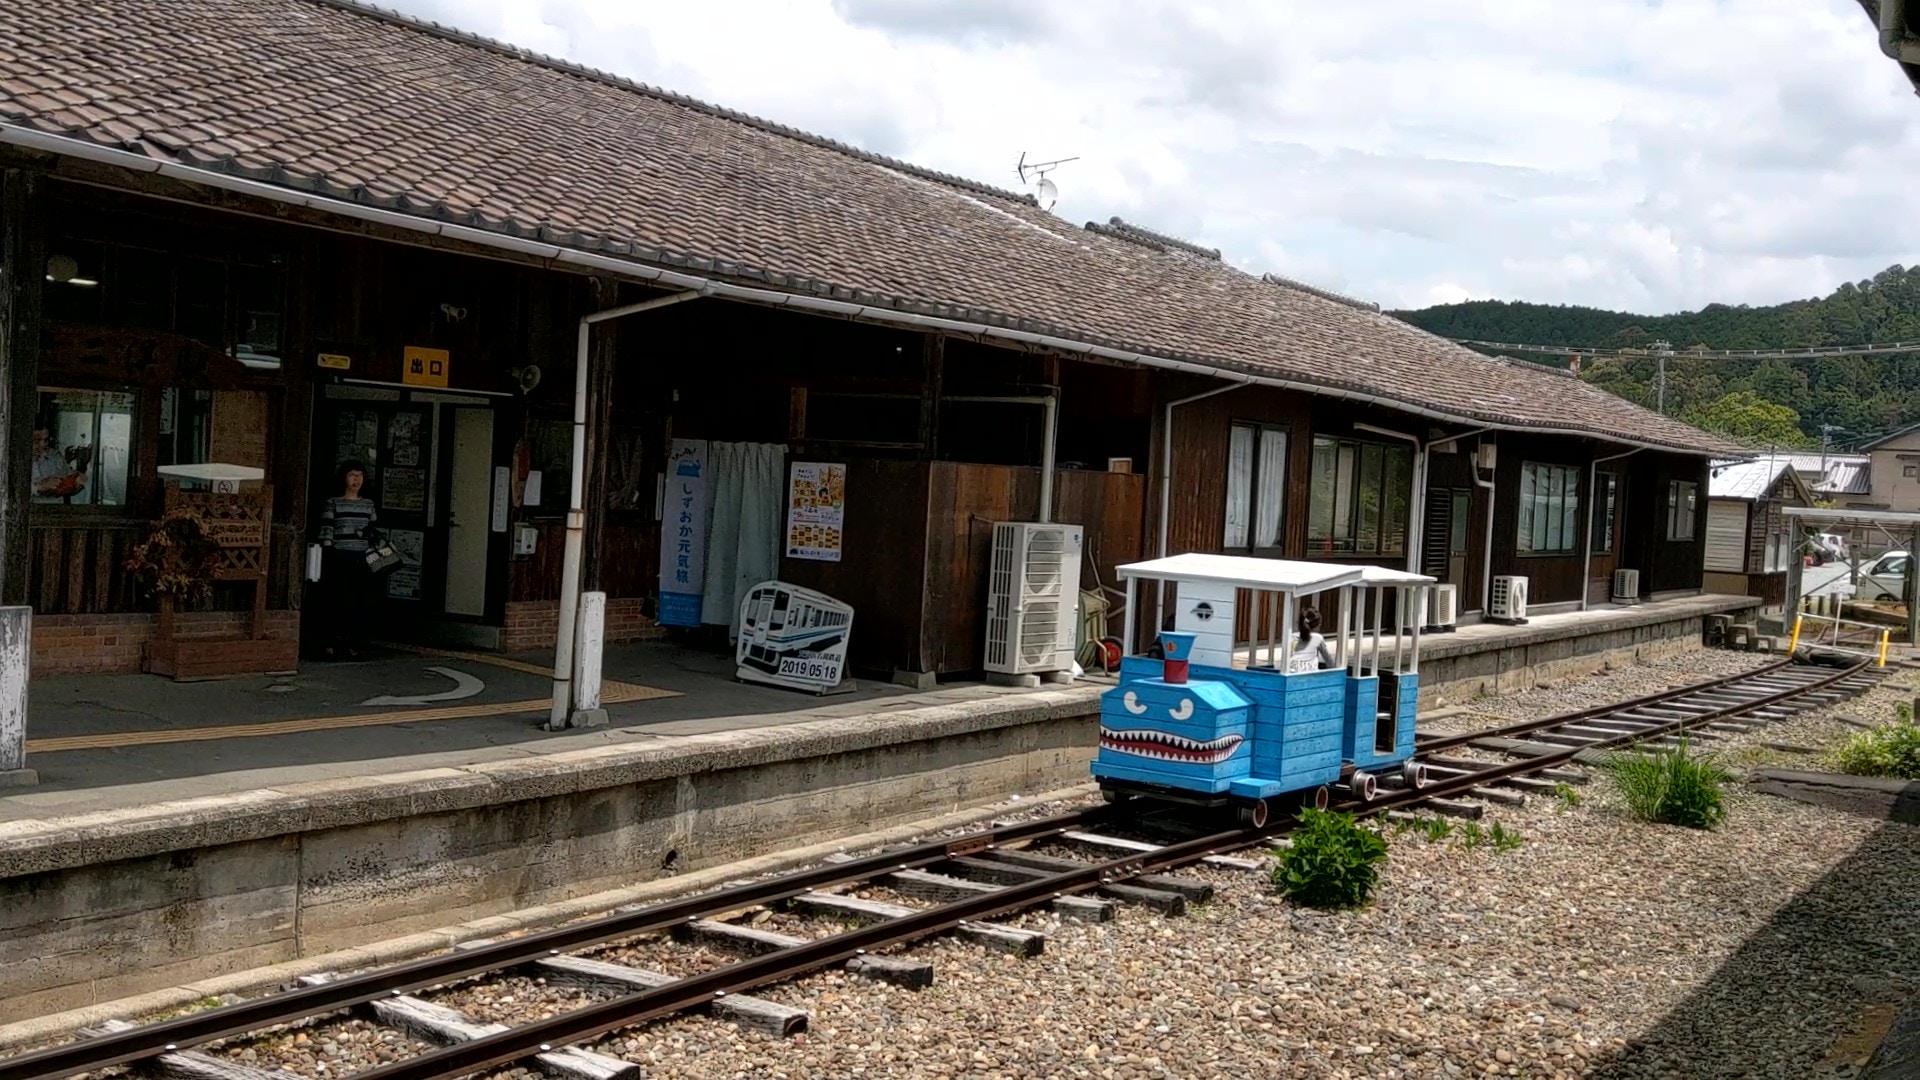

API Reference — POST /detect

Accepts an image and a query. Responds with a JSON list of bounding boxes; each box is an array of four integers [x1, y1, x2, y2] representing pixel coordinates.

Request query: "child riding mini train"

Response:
[[1092, 554, 1434, 826]]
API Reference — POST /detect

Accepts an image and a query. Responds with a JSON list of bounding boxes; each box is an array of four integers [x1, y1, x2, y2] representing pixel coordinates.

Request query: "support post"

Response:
[[0, 169, 44, 608], [580, 279, 618, 594], [916, 333, 943, 460], [572, 591, 607, 726], [0, 606, 34, 786], [1908, 524, 1919, 647]]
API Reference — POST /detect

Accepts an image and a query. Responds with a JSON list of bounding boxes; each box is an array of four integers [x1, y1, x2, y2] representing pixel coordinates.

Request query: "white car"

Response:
[[1858, 550, 1912, 602]]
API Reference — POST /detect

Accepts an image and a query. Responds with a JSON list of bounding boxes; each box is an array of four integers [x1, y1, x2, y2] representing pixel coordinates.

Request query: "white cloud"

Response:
[[382, 0, 1920, 318]]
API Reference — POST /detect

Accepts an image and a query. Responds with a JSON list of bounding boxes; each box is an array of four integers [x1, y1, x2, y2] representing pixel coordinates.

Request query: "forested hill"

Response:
[[1391, 264, 1920, 450]]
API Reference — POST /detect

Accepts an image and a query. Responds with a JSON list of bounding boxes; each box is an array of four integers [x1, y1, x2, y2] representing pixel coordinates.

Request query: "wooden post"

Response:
[[917, 333, 944, 459], [0, 605, 34, 786], [0, 170, 45, 608], [580, 278, 619, 593]]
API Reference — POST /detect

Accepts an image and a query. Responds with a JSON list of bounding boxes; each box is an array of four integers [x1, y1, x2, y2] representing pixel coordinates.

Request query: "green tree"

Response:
[[1392, 263, 1920, 447], [1683, 391, 1812, 448]]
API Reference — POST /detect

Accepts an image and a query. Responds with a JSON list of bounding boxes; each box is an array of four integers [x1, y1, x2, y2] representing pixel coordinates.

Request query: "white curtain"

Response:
[[701, 441, 786, 638]]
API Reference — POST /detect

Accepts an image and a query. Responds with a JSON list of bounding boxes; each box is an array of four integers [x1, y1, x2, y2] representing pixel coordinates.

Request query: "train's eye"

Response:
[[1169, 698, 1194, 721]]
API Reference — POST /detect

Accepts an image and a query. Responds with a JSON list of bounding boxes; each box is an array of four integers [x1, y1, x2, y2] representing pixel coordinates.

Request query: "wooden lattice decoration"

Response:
[[160, 481, 274, 638]]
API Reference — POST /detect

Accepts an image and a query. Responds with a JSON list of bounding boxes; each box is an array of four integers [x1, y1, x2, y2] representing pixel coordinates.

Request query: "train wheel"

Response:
[[1237, 798, 1272, 829], [1403, 760, 1430, 790], [1351, 770, 1378, 801], [1303, 785, 1331, 811]]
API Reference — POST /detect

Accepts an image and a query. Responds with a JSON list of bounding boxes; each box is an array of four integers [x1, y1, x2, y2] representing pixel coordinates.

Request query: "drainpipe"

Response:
[[1473, 435, 1497, 616], [1581, 447, 1640, 611], [943, 394, 1059, 522], [1155, 380, 1253, 626], [550, 287, 709, 730], [1357, 423, 1495, 631]]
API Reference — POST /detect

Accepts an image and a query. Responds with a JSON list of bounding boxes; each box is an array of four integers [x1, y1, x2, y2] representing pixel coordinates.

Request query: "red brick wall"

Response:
[[502, 599, 664, 653], [32, 611, 302, 676]]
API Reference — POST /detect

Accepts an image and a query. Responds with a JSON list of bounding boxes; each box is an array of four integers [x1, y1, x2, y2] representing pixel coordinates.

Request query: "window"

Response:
[[1224, 423, 1287, 550], [1591, 471, 1620, 555], [1666, 480, 1698, 541], [1905, 465, 1918, 479], [1517, 462, 1582, 555], [1306, 436, 1410, 557], [33, 388, 134, 507], [1764, 529, 1791, 573]]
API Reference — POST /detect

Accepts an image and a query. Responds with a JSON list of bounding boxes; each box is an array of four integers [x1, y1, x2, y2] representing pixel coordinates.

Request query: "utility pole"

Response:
[[1651, 340, 1672, 414]]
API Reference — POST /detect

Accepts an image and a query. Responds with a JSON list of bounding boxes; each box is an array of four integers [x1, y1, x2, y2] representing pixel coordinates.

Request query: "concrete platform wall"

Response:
[[0, 691, 1096, 1020], [1414, 595, 1762, 708]]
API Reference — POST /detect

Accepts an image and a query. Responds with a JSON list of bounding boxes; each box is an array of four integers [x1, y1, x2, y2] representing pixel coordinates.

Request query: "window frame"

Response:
[[32, 385, 141, 516], [1516, 461, 1583, 557], [1590, 470, 1620, 556], [1305, 434, 1411, 558], [1666, 480, 1699, 542], [1222, 421, 1290, 553]]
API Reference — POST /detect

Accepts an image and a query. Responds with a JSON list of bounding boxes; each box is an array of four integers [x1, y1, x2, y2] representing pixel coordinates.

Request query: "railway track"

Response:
[[1, 657, 1883, 1080]]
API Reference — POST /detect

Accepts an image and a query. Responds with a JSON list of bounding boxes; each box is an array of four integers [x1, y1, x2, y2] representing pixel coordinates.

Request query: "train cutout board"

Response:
[[735, 580, 854, 693], [1092, 554, 1435, 825]]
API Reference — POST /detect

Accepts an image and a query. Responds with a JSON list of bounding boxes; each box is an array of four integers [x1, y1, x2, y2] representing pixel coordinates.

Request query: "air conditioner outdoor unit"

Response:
[[1490, 575, 1529, 624], [1612, 568, 1642, 604], [983, 522, 1085, 676], [1424, 584, 1460, 632]]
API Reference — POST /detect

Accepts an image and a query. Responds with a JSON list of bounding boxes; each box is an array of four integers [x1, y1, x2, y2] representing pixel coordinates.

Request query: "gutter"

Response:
[[1882, 0, 1920, 63], [1473, 436, 1497, 616], [0, 123, 1733, 460]]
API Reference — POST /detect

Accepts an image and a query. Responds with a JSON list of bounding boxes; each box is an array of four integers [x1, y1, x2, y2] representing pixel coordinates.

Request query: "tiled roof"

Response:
[[0, 0, 1742, 456]]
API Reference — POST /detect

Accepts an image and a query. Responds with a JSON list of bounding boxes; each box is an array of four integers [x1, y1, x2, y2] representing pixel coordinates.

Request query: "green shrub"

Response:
[[1830, 722, 1920, 780], [1606, 739, 1730, 829], [1273, 807, 1389, 910]]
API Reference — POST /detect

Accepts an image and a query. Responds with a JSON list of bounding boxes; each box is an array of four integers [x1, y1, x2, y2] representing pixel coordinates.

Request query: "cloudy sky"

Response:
[[386, 0, 1920, 315]]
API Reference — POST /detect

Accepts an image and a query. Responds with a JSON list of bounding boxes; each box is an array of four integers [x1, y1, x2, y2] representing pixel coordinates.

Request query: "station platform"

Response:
[[0, 592, 1757, 1025]]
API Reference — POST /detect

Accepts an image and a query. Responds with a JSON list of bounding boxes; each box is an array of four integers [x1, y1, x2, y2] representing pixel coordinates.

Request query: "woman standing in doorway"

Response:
[[320, 460, 379, 659]]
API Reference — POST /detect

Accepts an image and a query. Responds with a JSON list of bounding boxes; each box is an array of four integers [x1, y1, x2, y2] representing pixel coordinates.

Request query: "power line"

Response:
[[1448, 338, 1920, 362]]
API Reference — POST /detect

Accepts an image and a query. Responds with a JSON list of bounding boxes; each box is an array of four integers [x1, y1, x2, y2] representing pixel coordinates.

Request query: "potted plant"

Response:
[[126, 506, 224, 633]]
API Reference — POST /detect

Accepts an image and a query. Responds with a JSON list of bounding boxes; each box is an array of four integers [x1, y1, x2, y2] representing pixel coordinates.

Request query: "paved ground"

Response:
[[17, 641, 939, 798]]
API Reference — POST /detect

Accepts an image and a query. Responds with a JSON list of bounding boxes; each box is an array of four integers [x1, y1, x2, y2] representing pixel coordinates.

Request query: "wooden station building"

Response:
[[0, 0, 1742, 685]]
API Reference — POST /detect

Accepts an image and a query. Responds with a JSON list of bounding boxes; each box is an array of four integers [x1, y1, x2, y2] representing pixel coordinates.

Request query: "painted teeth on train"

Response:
[[1098, 728, 1244, 763]]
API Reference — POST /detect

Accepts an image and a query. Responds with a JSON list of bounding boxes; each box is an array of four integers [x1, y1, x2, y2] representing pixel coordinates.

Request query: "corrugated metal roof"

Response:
[[1709, 457, 1796, 501], [1823, 460, 1872, 495]]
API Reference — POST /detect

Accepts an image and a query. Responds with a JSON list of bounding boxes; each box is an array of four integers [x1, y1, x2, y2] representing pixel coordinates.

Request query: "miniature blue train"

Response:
[[1091, 555, 1433, 825]]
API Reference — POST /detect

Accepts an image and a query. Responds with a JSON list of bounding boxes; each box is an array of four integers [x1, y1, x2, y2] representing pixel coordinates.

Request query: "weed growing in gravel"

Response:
[[1488, 822, 1524, 852], [1552, 782, 1583, 813], [1606, 738, 1730, 829], [1389, 815, 1454, 842], [1829, 721, 1920, 780], [1273, 807, 1389, 910]]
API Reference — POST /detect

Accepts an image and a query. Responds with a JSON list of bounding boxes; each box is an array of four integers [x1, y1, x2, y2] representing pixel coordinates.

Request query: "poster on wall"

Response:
[[783, 461, 846, 563], [382, 467, 425, 511], [384, 528, 426, 600], [657, 439, 710, 627], [735, 581, 854, 693]]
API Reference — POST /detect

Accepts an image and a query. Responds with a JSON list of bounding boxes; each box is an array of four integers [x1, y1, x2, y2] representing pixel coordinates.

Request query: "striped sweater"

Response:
[[321, 496, 378, 553]]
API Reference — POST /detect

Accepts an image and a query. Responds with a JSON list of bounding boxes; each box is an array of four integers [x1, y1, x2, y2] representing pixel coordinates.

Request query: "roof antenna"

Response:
[[1017, 151, 1078, 212]]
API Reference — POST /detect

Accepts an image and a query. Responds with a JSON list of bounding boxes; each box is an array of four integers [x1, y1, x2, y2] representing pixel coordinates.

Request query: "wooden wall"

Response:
[[778, 458, 932, 675], [1627, 453, 1708, 595], [1488, 434, 1589, 607], [917, 462, 1143, 675], [509, 520, 660, 603]]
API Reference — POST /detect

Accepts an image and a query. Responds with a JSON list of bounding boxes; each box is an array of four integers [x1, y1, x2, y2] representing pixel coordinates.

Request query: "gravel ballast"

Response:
[[57, 655, 1920, 1078]]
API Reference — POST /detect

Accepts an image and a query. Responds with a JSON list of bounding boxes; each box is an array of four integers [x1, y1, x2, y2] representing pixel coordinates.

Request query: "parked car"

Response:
[[1811, 532, 1850, 565], [1858, 550, 1912, 602]]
